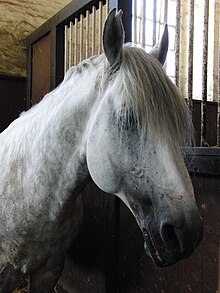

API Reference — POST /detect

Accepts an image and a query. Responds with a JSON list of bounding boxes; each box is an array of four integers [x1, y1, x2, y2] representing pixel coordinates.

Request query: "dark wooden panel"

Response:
[[0, 75, 26, 132], [32, 34, 51, 105], [117, 201, 179, 293], [58, 181, 119, 293], [192, 100, 218, 146], [0, 82, 10, 132], [206, 102, 217, 146], [55, 25, 65, 87], [203, 176, 220, 293], [58, 173, 219, 293], [118, 0, 132, 43], [185, 147, 220, 175], [176, 176, 204, 293], [26, 46, 32, 109], [115, 175, 205, 293], [192, 100, 201, 146]]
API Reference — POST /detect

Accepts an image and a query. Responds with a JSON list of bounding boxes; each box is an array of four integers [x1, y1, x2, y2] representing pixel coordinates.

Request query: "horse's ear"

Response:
[[150, 24, 169, 66], [103, 8, 124, 67]]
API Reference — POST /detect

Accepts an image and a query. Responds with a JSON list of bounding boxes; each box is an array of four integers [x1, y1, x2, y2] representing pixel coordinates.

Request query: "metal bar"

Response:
[[92, 6, 96, 56], [217, 45, 220, 146], [69, 22, 74, 68], [50, 28, 57, 89], [163, 0, 168, 71], [105, 0, 109, 15], [217, 0, 220, 146], [74, 18, 78, 65], [213, 0, 220, 104], [201, 0, 209, 146], [85, 10, 90, 59], [64, 25, 68, 73], [164, 0, 168, 23], [179, 0, 189, 99], [142, 0, 146, 48], [175, 0, 180, 87], [98, 1, 103, 54], [153, 0, 157, 46], [26, 45, 32, 109], [133, 0, 137, 45], [187, 0, 194, 112], [79, 14, 84, 62]]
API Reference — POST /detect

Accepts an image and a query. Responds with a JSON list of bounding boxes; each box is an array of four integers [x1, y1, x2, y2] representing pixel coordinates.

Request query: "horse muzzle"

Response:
[[142, 214, 203, 267]]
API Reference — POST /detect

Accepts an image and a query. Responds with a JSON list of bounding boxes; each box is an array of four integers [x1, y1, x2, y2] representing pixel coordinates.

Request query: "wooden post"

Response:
[[179, 0, 189, 99], [201, 0, 209, 146], [69, 22, 74, 68], [188, 0, 194, 112], [85, 10, 90, 59], [98, 1, 103, 54], [91, 6, 96, 56], [133, 0, 137, 45], [141, 0, 146, 48], [175, 0, 180, 87], [26, 45, 32, 109], [74, 18, 78, 65], [79, 14, 84, 62], [153, 0, 157, 46], [64, 25, 68, 73], [217, 42, 220, 146]]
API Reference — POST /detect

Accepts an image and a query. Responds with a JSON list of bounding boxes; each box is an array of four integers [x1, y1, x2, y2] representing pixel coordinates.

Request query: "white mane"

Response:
[[105, 45, 194, 149]]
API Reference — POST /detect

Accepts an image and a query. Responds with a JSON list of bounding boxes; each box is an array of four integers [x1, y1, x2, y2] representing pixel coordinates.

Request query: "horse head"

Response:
[[86, 9, 202, 267]]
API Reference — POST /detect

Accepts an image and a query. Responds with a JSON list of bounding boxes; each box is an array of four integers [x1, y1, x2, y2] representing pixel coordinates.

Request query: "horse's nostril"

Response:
[[161, 224, 183, 251]]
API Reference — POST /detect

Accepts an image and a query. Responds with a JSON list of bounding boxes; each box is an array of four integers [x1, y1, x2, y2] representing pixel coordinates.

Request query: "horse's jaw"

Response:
[[116, 188, 203, 268], [141, 212, 202, 267]]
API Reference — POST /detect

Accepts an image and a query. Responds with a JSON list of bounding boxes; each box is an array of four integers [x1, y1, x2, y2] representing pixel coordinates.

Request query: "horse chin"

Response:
[[143, 228, 179, 267], [144, 232, 172, 267]]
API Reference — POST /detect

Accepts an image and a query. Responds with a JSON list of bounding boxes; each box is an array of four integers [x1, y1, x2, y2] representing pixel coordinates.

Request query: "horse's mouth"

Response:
[[143, 228, 171, 267], [142, 228, 187, 267]]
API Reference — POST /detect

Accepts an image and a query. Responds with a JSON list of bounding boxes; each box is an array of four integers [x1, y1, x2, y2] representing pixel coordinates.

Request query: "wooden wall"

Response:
[[192, 100, 218, 146], [31, 34, 51, 105], [0, 75, 26, 133], [58, 172, 220, 293], [116, 175, 220, 293]]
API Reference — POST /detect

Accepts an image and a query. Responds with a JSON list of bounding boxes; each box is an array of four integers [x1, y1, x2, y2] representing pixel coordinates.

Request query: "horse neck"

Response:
[[38, 85, 99, 189], [0, 70, 102, 226], [23, 74, 100, 201]]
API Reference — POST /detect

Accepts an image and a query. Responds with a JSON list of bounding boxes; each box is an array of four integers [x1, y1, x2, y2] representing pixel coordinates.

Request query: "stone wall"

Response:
[[0, 0, 71, 77]]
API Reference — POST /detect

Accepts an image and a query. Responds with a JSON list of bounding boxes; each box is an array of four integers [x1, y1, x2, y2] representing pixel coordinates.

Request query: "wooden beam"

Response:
[[184, 147, 220, 176]]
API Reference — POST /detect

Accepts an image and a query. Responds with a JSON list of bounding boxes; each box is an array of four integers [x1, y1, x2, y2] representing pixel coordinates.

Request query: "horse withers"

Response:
[[0, 9, 202, 293]]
